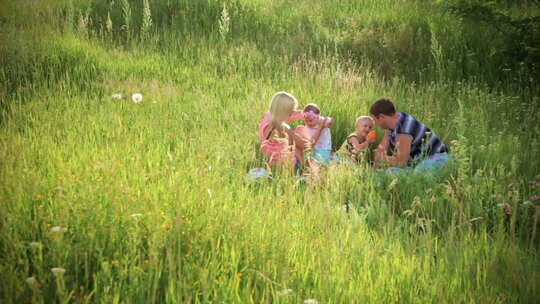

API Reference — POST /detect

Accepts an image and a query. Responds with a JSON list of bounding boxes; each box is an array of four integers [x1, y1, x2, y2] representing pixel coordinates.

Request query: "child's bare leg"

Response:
[[305, 158, 321, 181]]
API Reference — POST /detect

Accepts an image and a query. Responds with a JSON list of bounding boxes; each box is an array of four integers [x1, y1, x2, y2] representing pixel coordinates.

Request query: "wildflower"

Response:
[[532, 195, 540, 201], [50, 226, 66, 233], [130, 213, 142, 217], [112, 93, 123, 99], [51, 267, 66, 274], [388, 178, 398, 189], [26, 276, 37, 285], [304, 299, 318, 304], [207, 189, 212, 197], [29, 242, 42, 248], [504, 203, 512, 215], [132, 93, 143, 103], [403, 209, 415, 216], [277, 289, 293, 296]]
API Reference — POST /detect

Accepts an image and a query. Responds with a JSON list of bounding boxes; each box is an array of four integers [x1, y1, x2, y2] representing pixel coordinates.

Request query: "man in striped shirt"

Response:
[[369, 98, 449, 172]]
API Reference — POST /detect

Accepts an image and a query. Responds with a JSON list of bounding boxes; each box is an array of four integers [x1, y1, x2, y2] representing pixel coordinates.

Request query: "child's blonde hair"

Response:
[[269, 91, 298, 129], [355, 115, 374, 125]]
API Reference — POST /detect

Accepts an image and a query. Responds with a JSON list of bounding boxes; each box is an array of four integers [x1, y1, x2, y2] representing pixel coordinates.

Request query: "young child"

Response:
[[339, 116, 377, 162], [294, 104, 334, 164], [258, 91, 305, 166]]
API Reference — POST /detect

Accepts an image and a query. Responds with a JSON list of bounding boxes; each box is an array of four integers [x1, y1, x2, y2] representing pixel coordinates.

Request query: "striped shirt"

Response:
[[389, 112, 448, 164]]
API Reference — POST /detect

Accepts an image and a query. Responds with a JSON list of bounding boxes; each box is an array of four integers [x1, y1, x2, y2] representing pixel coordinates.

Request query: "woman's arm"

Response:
[[287, 110, 305, 122]]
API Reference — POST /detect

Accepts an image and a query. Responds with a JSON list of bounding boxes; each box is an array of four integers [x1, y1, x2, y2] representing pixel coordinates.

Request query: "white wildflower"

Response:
[[304, 299, 318, 304], [26, 276, 37, 285], [130, 213, 142, 217], [29, 242, 42, 248], [50, 226, 66, 233], [112, 93, 124, 99], [207, 189, 212, 197], [132, 93, 143, 103], [277, 289, 293, 296], [51, 267, 66, 274]]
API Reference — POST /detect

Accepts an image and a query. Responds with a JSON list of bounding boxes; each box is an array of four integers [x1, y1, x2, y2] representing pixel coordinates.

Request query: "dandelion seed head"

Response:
[[132, 93, 143, 103]]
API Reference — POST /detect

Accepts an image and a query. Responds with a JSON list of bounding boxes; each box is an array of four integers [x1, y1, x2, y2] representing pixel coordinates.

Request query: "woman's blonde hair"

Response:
[[269, 91, 298, 129], [355, 115, 374, 125]]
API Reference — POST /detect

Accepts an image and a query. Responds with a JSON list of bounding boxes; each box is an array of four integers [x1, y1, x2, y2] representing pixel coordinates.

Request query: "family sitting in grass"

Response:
[[257, 91, 449, 178]]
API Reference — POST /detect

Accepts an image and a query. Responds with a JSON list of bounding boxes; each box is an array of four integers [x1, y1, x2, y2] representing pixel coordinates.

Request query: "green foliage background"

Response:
[[0, 0, 539, 303]]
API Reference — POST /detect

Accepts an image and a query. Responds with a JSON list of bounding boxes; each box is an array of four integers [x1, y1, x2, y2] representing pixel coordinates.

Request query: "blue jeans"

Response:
[[386, 153, 450, 176]]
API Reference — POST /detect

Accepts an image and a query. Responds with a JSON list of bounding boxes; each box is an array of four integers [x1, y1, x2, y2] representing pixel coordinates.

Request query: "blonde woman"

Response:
[[258, 92, 304, 166]]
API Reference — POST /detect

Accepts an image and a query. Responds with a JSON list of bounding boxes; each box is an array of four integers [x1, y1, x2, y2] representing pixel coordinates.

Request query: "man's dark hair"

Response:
[[369, 98, 396, 117]]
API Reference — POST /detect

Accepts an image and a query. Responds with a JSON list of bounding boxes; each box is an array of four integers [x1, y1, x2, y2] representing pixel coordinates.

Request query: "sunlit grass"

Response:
[[0, 0, 539, 303]]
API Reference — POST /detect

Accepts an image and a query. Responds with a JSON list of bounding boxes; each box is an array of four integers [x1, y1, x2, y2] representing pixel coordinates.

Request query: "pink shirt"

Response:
[[258, 111, 304, 163]]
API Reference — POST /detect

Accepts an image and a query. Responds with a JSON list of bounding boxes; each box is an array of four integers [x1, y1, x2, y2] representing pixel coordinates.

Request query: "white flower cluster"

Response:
[[112, 92, 149, 104]]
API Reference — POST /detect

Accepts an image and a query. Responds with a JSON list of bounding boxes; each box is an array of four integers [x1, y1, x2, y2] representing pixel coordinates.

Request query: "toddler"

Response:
[[294, 104, 334, 164], [339, 116, 377, 162]]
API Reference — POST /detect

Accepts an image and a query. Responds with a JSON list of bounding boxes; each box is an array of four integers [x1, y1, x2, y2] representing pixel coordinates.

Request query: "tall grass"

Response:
[[1, 0, 539, 303]]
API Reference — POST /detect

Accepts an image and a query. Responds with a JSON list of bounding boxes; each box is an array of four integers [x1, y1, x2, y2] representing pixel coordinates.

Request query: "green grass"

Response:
[[1, 0, 539, 303]]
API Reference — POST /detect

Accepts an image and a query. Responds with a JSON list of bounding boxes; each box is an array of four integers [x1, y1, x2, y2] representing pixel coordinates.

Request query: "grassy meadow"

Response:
[[1, 0, 539, 303]]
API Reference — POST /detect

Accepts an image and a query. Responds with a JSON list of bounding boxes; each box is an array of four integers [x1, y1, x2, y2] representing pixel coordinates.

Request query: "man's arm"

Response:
[[374, 131, 389, 153], [373, 132, 389, 169], [383, 134, 412, 167]]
